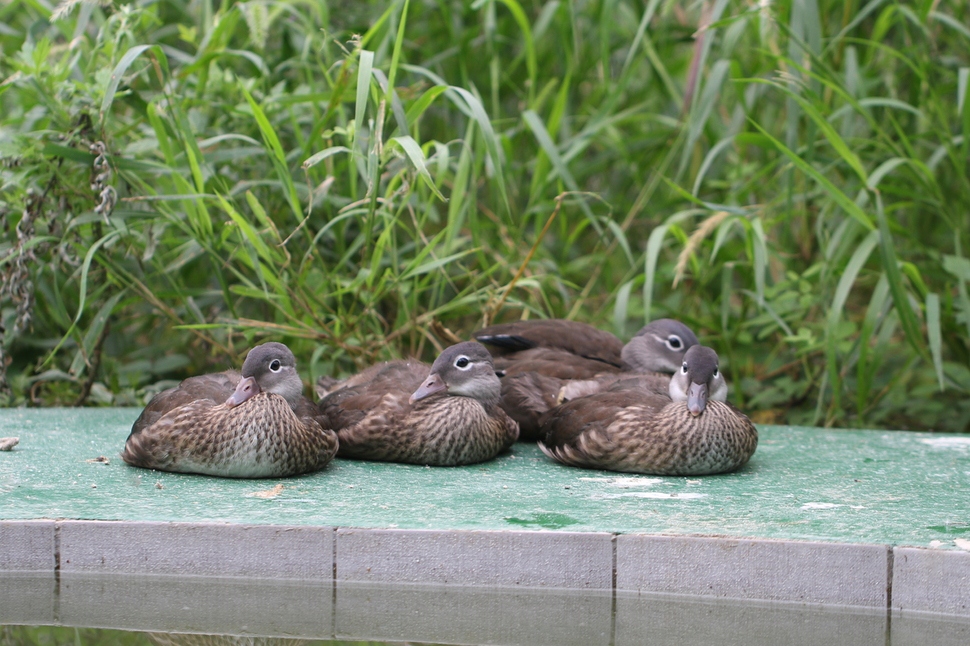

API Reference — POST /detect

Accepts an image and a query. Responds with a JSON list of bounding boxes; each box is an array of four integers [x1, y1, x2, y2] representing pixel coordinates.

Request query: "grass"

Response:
[[1, 0, 969, 431]]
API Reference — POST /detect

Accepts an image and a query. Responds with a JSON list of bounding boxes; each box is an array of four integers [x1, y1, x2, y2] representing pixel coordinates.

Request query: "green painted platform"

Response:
[[1, 407, 968, 548]]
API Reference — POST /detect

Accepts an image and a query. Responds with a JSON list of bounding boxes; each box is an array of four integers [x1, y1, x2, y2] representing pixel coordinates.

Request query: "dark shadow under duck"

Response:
[[317, 341, 519, 466], [475, 319, 699, 440], [538, 345, 757, 476], [122, 342, 338, 478]]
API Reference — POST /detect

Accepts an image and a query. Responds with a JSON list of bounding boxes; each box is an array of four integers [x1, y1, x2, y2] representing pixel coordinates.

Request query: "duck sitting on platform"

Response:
[[475, 319, 698, 440], [317, 341, 519, 466], [537, 345, 757, 476], [121, 342, 338, 478]]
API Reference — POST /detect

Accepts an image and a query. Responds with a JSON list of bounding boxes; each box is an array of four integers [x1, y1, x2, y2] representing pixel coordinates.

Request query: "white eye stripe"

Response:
[[454, 355, 471, 370], [667, 335, 683, 350]]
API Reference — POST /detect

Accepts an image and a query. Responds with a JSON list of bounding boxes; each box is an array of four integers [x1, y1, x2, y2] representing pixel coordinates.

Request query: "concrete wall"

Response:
[[2, 520, 969, 633]]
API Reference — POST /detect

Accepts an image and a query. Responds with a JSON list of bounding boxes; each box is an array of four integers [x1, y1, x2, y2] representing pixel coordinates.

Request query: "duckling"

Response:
[[318, 341, 519, 466], [121, 342, 338, 478], [481, 319, 698, 440], [538, 345, 757, 476]]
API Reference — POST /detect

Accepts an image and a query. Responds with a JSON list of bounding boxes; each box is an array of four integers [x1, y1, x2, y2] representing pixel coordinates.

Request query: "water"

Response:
[[2, 572, 968, 645]]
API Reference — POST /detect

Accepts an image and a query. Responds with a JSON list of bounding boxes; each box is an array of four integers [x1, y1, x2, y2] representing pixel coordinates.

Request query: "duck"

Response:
[[537, 345, 757, 476], [121, 342, 338, 478], [474, 319, 699, 440], [317, 341, 519, 466]]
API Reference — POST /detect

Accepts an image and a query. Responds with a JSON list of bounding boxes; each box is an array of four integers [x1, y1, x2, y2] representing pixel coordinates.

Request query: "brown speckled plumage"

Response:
[[538, 345, 757, 476], [478, 319, 698, 440], [122, 343, 338, 478], [318, 342, 518, 466]]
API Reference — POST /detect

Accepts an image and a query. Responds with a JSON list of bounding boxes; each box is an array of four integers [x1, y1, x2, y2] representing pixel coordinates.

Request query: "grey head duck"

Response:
[[318, 341, 518, 466], [537, 345, 757, 476], [483, 318, 699, 440], [121, 342, 338, 478]]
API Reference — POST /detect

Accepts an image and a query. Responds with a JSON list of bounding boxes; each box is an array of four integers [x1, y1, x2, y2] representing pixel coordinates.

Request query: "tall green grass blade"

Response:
[[613, 280, 633, 336], [522, 109, 600, 235], [494, 0, 537, 104], [644, 211, 696, 322], [828, 230, 880, 328], [303, 146, 352, 170], [750, 217, 768, 306], [875, 194, 927, 360], [749, 120, 875, 230], [386, 0, 409, 101], [926, 292, 944, 390], [100, 44, 167, 126], [242, 86, 304, 224], [389, 135, 446, 201], [450, 86, 510, 215], [681, 59, 730, 178]]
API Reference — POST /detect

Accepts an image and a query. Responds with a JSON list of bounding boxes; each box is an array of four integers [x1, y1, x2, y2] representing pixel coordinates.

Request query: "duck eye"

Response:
[[681, 362, 688, 374], [269, 360, 282, 372], [667, 335, 683, 350], [713, 367, 719, 378], [455, 356, 470, 369]]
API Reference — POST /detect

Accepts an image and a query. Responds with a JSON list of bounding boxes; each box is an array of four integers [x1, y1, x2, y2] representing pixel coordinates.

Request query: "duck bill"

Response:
[[226, 376, 260, 408], [409, 373, 447, 404], [687, 382, 708, 416]]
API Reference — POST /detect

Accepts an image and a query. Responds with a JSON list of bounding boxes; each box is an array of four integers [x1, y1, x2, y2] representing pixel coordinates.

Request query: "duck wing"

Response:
[[130, 370, 241, 436], [493, 347, 623, 380], [497, 371, 565, 441], [475, 319, 623, 365], [317, 360, 428, 437]]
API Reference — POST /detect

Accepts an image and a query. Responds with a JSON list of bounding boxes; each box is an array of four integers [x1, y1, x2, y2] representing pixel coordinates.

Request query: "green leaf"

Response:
[[101, 45, 168, 126], [613, 280, 634, 336], [389, 135, 446, 201], [522, 109, 601, 236], [242, 86, 303, 224], [875, 194, 927, 359], [828, 229, 879, 328], [749, 120, 875, 231], [303, 146, 352, 170], [926, 293, 944, 391]]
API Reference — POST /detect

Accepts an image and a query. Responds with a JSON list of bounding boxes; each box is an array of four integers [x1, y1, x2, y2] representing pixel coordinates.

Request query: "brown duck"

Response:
[[122, 342, 338, 478], [318, 341, 519, 466], [538, 345, 757, 476], [475, 319, 699, 440]]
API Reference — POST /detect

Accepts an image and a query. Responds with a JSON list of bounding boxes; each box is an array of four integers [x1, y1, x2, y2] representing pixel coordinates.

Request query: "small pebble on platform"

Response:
[[0, 437, 18, 451]]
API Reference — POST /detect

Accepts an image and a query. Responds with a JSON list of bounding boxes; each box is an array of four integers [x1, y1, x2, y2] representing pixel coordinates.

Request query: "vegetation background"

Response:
[[1, 0, 968, 431]]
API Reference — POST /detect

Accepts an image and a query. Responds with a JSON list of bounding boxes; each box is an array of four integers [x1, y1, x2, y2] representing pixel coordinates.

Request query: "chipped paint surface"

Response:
[[1, 410, 969, 549]]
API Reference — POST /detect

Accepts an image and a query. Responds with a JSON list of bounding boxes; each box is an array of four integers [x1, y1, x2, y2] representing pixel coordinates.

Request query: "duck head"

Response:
[[622, 318, 699, 374], [226, 342, 305, 407], [410, 341, 502, 406], [668, 345, 728, 416]]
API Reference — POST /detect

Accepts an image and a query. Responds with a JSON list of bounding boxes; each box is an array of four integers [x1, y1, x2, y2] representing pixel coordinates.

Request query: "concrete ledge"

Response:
[[615, 592, 887, 646], [7, 519, 970, 623], [58, 573, 333, 637], [892, 547, 970, 616], [616, 535, 889, 608], [336, 582, 612, 645], [891, 610, 970, 646], [57, 521, 334, 580], [335, 528, 614, 589], [0, 520, 55, 572], [0, 573, 56, 625]]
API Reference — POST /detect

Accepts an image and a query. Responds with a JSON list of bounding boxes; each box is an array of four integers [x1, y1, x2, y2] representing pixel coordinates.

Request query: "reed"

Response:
[[1, 0, 968, 431]]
